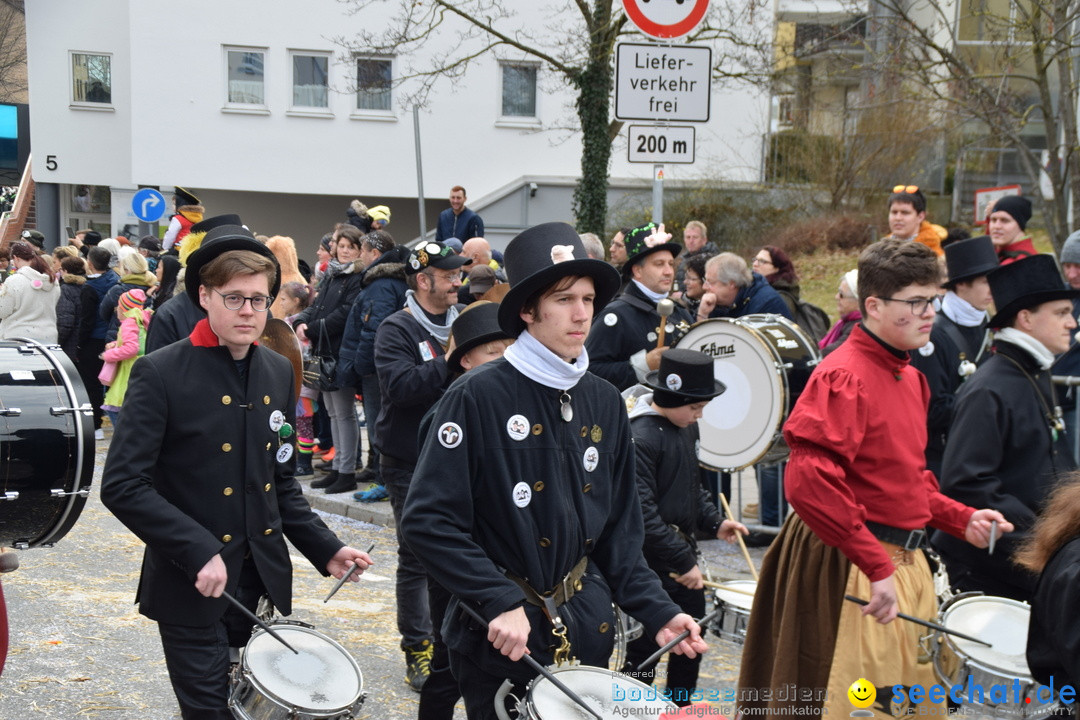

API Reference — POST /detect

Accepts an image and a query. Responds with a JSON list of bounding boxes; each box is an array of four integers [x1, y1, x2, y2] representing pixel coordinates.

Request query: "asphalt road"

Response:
[[0, 436, 761, 719]]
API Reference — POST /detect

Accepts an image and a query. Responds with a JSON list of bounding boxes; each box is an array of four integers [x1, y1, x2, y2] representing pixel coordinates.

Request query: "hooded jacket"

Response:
[[338, 246, 409, 386], [57, 273, 86, 360], [80, 269, 120, 343], [0, 265, 61, 343]]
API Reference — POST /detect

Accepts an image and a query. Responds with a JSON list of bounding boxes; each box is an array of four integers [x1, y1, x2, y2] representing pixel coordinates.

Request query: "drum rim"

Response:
[[937, 595, 1033, 677], [525, 665, 677, 713], [241, 624, 364, 709]]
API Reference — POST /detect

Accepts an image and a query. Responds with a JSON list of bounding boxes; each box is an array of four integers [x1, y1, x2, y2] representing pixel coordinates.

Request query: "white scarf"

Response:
[[503, 328, 589, 390], [404, 289, 458, 346], [632, 279, 668, 304], [941, 291, 988, 328], [995, 327, 1056, 370]]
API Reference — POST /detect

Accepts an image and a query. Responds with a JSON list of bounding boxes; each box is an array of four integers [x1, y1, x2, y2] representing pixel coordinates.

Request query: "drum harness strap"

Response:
[[503, 556, 588, 666]]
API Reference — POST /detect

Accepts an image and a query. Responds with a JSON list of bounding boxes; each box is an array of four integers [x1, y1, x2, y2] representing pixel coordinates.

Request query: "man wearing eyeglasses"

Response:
[[738, 239, 1008, 717], [102, 226, 373, 719], [885, 184, 945, 257]]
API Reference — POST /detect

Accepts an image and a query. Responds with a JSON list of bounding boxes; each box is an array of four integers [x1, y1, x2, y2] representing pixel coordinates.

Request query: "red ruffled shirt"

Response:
[[783, 323, 973, 581]]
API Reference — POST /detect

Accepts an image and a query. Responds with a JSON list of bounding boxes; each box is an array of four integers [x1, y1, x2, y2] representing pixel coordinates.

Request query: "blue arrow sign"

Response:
[[132, 188, 167, 223]]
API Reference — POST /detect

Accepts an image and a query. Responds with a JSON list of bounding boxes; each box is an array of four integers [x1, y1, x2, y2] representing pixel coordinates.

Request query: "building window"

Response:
[[225, 48, 266, 106], [356, 58, 392, 111], [292, 53, 330, 108], [72, 53, 111, 105], [501, 63, 537, 118]]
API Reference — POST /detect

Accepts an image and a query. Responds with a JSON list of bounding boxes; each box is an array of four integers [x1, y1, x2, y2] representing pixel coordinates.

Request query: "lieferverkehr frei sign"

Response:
[[615, 42, 712, 123]]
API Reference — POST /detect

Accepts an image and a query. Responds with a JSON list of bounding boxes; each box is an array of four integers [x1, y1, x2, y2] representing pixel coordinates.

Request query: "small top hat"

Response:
[[644, 348, 726, 405], [447, 301, 513, 373], [174, 186, 201, 207], [987, 254, 1078, 328], [407, 241, 472, 275], [497, 222, 621, 336], [622, 222, 682, 278], [181, 214, 246, 266], [945, 235, 998, 286], [184, 224, 280, 306]]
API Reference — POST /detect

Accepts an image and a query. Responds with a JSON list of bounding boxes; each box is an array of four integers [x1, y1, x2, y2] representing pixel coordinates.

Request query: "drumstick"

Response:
[[324, 542, 376, 603], [719, 494, 759, 581], [656, 298, 675, 348], [843, 595, 992, 648], [669, 574, 756, 597], [989, 520, 998, 556], [634, 606, 721, 673], [458, 603, 603, 720], [221, 590, 298, 654]]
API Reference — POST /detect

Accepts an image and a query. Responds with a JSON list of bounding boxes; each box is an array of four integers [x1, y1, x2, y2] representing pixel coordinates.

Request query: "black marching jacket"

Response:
[[933, 340, 1077, 598], [101, 320, 343, 626]]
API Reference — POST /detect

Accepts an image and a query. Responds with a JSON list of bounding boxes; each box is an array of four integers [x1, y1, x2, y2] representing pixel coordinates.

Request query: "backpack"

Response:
[[777, 290, 831, 345]]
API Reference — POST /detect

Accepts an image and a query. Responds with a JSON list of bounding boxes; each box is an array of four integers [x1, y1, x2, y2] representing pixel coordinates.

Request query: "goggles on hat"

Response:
[[412, 242, 456, 268]]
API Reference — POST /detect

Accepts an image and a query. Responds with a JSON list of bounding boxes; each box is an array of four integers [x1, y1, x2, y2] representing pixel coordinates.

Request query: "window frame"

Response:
[[69, 51, 114, 111], [287, 49, 334, 118], [222, 45, 269, 115], [497, 60, 541, 128], [351, 55, 396, 122]]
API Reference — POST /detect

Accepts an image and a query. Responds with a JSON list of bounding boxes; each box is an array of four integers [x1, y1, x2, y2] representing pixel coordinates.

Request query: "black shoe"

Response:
[[403, 640, 433, 692], [355, 467, 378, 484], [295, 458, 314, 478], [744, 531, 776, 548], [324, 472, 356, 494], [311, 471, 338, 489]]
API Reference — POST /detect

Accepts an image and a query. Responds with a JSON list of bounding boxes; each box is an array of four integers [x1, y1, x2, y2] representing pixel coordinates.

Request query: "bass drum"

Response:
[[675, 315, 819, 471], [0, 339, 94, 548]]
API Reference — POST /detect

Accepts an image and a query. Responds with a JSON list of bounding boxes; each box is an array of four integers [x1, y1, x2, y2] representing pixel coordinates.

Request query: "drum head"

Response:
[[714, 580, 756, 610], [675, 319, 786, 470], [530, 666, 675, 718], [940, 596, 1031, 677], [245, 625, 363, 711]]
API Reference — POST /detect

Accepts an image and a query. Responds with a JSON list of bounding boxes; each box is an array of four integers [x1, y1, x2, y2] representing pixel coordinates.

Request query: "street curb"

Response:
[[299, 478, 397, 528]]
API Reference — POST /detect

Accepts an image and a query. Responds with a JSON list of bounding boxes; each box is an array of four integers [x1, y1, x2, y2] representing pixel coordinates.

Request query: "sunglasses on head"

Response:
[[892, 185, 919, 194]]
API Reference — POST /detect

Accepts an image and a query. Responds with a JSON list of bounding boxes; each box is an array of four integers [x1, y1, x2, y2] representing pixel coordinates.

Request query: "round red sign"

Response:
[[622, 0, 709, 39]]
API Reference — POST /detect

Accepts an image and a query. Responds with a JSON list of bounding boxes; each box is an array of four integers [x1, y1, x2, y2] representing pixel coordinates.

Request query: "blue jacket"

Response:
[[80, 270, 120, 342], [338, 246, 409, 387], [435, 207, 484, 242], [708, 272, 792, 320]]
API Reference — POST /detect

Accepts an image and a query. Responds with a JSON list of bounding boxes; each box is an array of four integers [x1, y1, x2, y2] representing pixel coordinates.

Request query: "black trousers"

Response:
[[449, 648, 529, 720], [157, 559, 266, 719], [418, 579, 461, 720], [76, 340, 106, 429]]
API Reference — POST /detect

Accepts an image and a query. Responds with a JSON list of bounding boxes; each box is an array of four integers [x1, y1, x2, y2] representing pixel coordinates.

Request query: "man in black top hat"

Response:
[[910, 235, 997, 476], [585, 222, 693, 390], [102, 225, 372, 719], [935, 254, 1080, 601], [402, 222, 707, 720]]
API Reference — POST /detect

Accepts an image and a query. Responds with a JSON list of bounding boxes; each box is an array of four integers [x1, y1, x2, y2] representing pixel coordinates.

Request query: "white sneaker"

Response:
[[94, 428, 104, 441]]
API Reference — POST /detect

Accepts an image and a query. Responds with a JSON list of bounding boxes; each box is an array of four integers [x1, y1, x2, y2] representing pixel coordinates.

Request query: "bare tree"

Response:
[[333, 1, 769, 234], [0, 1, 27, 104]]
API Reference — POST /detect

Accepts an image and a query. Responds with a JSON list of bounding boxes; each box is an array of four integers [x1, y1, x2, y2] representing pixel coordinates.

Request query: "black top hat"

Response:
[[945, 235, 998, 286], [407, 241, 472, 275], [447, 301, 513, 373], [184, 225, 280, 306], [644, 348, 726, 405], [987, 254, 1079, 328], [174, 186, 201, 207], [138, 235, 163, 253], [497, 222, 621, 336], [622, 222, 682, 278], [189, 214, 242, 236]]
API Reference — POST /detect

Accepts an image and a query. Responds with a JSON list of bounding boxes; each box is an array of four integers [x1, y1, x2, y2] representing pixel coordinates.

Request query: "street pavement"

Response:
[[0, 431, 765, 719]]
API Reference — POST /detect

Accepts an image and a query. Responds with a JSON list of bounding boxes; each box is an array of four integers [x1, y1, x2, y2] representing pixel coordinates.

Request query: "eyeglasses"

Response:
[[892, 185, 920, 194], [215, 290, 273, 312], [425, 270, 460, 282], [752, 256, 773, 266], [878, 295, 940, 315]]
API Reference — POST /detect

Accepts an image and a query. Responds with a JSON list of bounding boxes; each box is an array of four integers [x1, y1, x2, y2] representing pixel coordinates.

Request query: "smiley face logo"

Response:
[[848, 678, 876, 709]]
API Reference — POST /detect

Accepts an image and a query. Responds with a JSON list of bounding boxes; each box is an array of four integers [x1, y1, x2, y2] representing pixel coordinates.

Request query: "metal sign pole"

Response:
[[652, 164, 664, 224], [414, 106, 427, 240]]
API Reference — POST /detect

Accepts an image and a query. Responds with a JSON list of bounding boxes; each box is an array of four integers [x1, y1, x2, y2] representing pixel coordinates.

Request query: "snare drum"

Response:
[[230, 624, 365, 720], [675, 315, 819, 470], [503, 665, 676, 720], [932, 595, 1055, 718], [0, 339, 94, 548], [709, 580, 756, 645], [609, 605, 644, 672]]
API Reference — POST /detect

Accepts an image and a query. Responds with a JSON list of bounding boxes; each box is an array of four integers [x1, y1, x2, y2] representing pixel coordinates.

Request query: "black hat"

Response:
[[138, 235, 162, 252], [447, 301, 513, 373], [406, 241, 472, 275], [945, 235, 998, 286], [991, 195, 1032, 231], [497, 222, 621, 336], [181, 214, 246, 267], [644, 348, 726, 406], [189, 214, 242, 236], [987, 254, 1079, 328], [82, 230, 102, 246], [184, 225, 280, 306], [622, 222, 682, 278], [174, 186, 201, 207], [20, 229, 45, 249], [467, 264, 497, 296]]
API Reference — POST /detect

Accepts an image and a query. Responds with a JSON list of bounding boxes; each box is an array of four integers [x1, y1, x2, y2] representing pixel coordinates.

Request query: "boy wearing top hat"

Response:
[[402, 222, 707, 720], [585, 222, 693, 391], [101, 225, 372, 719], [624, 348, 747, 705], [935, 253, 1080, 601], [910, 235, 998, 476]]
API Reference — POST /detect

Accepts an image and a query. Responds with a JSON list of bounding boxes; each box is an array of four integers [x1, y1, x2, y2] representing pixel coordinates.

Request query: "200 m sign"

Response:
[[628, 125, 695, 164]]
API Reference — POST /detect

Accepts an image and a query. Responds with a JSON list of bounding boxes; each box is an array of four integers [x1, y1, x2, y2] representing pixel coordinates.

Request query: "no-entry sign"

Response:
[[622, 0, 710, 39]]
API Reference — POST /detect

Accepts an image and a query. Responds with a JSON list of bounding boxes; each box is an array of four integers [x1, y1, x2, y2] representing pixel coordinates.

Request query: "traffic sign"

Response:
[[628, 125, 695, 164], [623, 0, 709, 39], [132, 188, 166, 223], [615, 43, 711, 122]]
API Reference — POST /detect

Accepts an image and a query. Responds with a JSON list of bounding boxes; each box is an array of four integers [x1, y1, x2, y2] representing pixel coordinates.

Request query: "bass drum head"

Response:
[[0, 339, 94, 548], [675, 319, 786, 470], [243, 625, 363, 712]]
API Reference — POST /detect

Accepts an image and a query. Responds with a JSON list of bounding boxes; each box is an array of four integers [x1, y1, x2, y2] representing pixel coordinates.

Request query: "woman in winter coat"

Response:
[[753, 244, 800, 316], [0, 241, 60, 343], [56, 255, 88, 362], [293, 225, 367, 495]]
